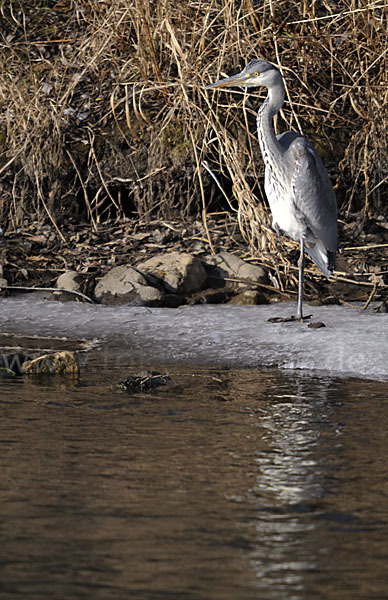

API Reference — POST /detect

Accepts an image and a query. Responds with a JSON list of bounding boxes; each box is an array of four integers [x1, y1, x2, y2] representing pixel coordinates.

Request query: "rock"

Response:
[[204, 251, 267, 289], [137, 252, 207, 295], [152, 228, 171, 244], [114, 370, 171, 393], [164, 294, 186, 308], [56, 270, 83, 292], [94, 265, 164, 306], [0, 266, 7, 290], [21, 351, 79, 375], [376, 301, 388, 313], [189, 288, 232, 305], [228, 290, 269, 305], [307, 321, 326, 329]]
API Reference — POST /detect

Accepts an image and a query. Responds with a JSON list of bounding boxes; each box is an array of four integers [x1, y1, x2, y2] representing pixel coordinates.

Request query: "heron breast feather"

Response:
[[266, 184, 305, 241]]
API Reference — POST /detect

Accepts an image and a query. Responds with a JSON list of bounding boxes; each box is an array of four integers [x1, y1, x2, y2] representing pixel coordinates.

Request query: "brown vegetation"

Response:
[[1, 0, 388, 296]]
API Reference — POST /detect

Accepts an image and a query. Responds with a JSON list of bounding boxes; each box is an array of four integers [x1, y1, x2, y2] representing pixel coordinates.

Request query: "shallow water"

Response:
[[1, 360, 388, 599]]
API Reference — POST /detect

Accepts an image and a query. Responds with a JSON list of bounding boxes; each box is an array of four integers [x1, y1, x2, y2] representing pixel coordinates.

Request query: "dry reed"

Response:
[[1, 0, 387, 283]]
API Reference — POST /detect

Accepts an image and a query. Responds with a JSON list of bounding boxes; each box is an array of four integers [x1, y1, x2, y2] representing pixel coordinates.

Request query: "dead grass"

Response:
[[1, 0, 388, 289]]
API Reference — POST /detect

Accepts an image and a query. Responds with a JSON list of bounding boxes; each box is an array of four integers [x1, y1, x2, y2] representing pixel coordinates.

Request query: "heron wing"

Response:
[[279, 133, 338, 252]]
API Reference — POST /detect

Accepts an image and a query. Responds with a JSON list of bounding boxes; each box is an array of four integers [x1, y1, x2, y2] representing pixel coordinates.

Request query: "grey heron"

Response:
[[205, 59, 338, 320]]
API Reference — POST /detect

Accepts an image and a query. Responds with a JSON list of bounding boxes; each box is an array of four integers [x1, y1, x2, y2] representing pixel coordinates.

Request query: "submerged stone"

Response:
[[21, 351, 79, 375], [115, 370, 171, 393]]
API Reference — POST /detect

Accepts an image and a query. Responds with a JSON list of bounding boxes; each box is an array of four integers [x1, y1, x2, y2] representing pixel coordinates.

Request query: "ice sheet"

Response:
[[0, 296, 386, 380]]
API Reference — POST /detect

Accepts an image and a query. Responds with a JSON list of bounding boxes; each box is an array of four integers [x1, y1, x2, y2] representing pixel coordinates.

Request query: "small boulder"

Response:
[[0, 265, 7, 290], [189, 288, 232, 305], [94, 265, 164, 306], [56, 270, 84, 292], [137, 252, 207, 295], [22, 351, 79, 375], [204, 251, 267, 289], [376, 301, 388, 313], [228, 290, 269, 305]]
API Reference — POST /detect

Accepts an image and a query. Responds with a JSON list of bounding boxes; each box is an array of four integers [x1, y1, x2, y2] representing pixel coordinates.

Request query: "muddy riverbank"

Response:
[[1, 214, 387, 308]]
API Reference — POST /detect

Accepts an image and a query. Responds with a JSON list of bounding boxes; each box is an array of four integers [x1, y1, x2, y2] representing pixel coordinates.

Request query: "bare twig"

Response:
[[1, 285, 94, 303]]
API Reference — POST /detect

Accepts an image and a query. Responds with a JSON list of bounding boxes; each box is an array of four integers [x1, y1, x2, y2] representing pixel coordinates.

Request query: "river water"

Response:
[[1, 357, 388, 599]]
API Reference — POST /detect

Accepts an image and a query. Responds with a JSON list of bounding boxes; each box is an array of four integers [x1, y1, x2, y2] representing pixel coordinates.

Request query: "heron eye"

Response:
[[253, 72, 260, 76]]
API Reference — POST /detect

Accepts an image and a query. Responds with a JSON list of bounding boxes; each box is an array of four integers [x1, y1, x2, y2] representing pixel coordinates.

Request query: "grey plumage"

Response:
[[205, 59, 338, 319]]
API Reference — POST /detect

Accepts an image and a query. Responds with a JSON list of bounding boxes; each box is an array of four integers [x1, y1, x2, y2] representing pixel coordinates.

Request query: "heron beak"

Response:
[[205, 72, 249, 90]]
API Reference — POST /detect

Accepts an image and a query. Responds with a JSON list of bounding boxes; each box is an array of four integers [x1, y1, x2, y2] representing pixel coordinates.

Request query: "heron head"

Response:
[[205, 59, 281, 90]]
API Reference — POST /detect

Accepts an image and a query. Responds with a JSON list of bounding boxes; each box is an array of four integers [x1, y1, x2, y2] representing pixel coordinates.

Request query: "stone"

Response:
[[137, 252, 207, 295], [307, 321, 326, 329], [376, 300, 388, 313], [152, 228, 171, 244], [228, 290, 269, 305], [204, 251, 267, 289], [164, 294, 186, 308], [56, 270, 83, 292], [189, 288, 231, 305], [114, 371, 171, 393], [21, 351, 79, 375], [94, 265, 164, 306]]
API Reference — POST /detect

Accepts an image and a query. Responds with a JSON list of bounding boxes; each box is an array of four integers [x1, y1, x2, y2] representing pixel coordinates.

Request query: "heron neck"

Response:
[[256, 80, 285, 159]]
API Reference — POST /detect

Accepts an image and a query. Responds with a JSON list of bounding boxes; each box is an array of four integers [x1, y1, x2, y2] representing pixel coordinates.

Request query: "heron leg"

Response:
[[297, 238, 305, 320]]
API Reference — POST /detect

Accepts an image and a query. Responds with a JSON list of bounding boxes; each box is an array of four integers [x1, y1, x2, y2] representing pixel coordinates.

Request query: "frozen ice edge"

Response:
[[0, 297, 386, 380]]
